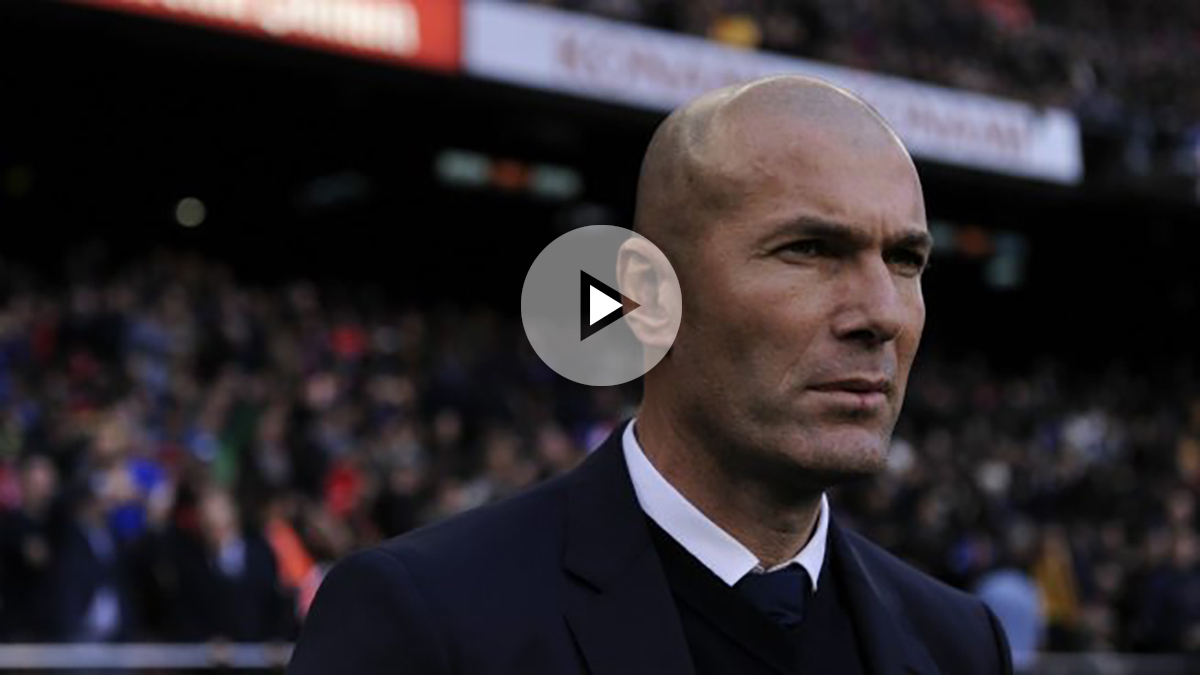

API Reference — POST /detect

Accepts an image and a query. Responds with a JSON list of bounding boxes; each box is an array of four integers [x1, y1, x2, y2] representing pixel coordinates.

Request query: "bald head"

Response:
[[632, 76, 916, 273]]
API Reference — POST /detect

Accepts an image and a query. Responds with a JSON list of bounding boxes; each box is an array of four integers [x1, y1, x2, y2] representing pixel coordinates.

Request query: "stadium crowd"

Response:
[[511, 0, 1200, 177], [0, 250, 1198, 656]]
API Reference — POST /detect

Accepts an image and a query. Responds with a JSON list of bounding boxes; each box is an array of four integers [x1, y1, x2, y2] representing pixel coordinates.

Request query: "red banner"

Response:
[[70, 0, 460, 71]]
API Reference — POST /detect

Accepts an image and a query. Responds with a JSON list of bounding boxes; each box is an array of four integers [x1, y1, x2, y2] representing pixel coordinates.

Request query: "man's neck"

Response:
[[633, 407, 823, 570]]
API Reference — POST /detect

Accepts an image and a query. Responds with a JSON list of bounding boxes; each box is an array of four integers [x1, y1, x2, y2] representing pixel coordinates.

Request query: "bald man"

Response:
[[288, 77, 1014, 675]]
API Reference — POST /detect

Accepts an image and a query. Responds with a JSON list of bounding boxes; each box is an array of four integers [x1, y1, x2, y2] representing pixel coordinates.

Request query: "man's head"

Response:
[[621, 76, 930, 499], [198, 487, 241, 548]]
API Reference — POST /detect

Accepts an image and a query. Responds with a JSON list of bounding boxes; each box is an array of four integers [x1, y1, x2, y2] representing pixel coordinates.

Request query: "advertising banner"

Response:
[[73, 0, 461, 71], [464, 2, 1082, 184]]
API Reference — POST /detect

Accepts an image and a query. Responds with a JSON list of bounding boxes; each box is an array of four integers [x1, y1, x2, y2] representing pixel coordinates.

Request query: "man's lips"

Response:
[[808, 377, 892, 395], [807, 377, 891, 412]]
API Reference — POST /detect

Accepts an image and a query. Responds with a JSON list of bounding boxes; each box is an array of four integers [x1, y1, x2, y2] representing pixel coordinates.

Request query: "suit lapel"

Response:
[[560, 420, 944, 675], [831, 517, 941, 675], [562, 421, 696, 675]]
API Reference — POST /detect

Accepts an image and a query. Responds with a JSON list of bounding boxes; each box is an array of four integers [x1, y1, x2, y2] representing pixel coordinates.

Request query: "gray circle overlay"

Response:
[[520, 225, 681, 387]]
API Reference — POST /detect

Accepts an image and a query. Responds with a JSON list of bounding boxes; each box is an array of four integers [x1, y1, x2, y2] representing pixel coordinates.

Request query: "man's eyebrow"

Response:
[[766, 216, 933, 251], [892, 230, 934, 251]]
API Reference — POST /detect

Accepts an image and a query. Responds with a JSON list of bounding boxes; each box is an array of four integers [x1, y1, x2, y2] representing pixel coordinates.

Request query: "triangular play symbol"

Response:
[[590, 286, 622, 326], [581, 270, 640, 341]]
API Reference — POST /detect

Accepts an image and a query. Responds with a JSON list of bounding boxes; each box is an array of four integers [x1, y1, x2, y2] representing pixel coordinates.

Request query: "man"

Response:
[[163, 487, 289, 642], [288, 76, 1014, 674]]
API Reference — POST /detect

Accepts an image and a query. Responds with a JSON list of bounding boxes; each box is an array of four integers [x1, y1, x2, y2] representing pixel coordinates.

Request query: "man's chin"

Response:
[[702, 415, 892, 490], [781, 425, 891, 481]]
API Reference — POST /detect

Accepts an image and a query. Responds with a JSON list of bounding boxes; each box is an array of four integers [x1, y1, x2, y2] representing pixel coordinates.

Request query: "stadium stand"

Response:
[[1, 1, 1199, 672], [2, 251, 1198, 657]]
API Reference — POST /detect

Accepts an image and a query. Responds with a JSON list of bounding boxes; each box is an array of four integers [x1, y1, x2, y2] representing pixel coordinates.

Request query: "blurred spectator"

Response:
[[263, 492, 321, 619], [1034, 523, 1082, 648], [0, 454, 59, 640], [162, 486, 288, 642], [976, 520, 1045, 670], [48, 482, 135, 642], [1133, 530, 1200, 652]]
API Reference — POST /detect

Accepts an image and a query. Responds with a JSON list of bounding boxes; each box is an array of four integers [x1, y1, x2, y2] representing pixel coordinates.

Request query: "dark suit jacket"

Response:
[[289, 420, 1013, 674], [48, 520, 136, 642]]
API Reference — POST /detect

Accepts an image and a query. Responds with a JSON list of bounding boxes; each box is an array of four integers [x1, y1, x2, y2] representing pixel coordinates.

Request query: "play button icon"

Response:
[[521, 225, 682, 387], [581, 271, 639, 341]]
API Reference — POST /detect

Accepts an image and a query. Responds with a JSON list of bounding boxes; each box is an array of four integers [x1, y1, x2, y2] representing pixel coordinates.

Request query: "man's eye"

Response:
[[778, 240, 827, 256], [888, 250, 928, 272]]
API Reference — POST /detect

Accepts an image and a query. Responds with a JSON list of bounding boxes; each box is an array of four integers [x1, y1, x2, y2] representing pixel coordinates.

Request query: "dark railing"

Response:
[[1, 645, 1199, 673]]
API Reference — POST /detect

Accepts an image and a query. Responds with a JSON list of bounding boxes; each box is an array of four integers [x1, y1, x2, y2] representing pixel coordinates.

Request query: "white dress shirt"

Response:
[[622, 418, 829, 589]]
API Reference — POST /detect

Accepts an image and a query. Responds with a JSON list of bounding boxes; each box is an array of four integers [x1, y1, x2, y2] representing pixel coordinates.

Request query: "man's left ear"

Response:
[[616, 237, 681, 350]]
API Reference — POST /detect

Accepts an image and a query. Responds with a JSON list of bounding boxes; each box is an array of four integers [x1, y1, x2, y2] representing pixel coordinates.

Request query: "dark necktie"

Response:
[[734, 563, 812, 629]]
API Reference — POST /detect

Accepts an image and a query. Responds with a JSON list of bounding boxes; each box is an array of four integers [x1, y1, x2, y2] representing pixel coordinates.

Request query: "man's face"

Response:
[[672, 115, 929, 491]]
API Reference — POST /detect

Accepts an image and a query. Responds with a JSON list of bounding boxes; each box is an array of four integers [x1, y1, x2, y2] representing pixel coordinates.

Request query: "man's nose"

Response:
[[829, 257, 906, 346]]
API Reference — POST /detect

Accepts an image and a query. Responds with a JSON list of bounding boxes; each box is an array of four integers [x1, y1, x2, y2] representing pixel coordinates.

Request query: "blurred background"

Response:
[[1, 0, 1198, 672]]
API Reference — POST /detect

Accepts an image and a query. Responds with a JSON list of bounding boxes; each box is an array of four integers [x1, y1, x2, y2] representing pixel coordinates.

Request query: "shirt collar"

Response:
[[622, 418, 829, 589]]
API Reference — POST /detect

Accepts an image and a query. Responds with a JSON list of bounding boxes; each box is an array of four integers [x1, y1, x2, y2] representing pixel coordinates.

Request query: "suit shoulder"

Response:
[[839, 526, 982, 611], [839, 526, 1011, 673], [290, 547, 452, 674]]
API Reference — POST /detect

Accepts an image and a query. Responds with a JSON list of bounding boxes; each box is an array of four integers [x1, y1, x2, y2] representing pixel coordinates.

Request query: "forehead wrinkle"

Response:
[[761, 216, 931, 252]]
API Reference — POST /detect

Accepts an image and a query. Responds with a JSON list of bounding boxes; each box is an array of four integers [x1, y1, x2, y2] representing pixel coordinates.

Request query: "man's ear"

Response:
[[616, 236, 681, 350]]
